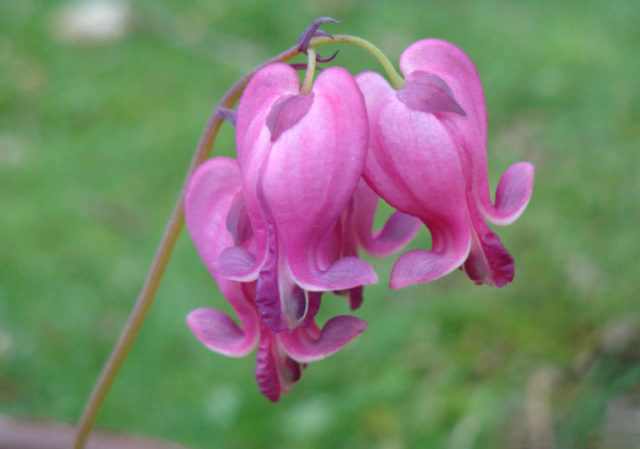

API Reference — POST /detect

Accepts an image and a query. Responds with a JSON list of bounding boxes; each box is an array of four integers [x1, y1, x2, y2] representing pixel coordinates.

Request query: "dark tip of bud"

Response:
[[296, 17, 340, 53], [316, 49, 339, 63], [396, 73, 466, 116], [217, 107, 237, 126], [266, 93, 315, 142]]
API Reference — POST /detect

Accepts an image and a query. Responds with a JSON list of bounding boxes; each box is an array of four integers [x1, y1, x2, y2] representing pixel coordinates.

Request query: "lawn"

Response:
[[1, 0, 640, 448]]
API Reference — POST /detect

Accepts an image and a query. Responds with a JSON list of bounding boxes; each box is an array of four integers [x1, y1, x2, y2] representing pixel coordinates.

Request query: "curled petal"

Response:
[[186, 306, 259, 358], [480, 162, 535, 226], [279, 315, 367, 363], [293, 256, 378, 292]]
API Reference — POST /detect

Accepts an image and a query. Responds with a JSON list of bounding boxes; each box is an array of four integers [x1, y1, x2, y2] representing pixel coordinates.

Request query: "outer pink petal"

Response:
[[357, 71, 472, 288], [260, 67, 377, 291], [234, 64, 301, 281], [278, 315, 367, 363], [185, 157, 242, 278], [400, 39, 533, 228]]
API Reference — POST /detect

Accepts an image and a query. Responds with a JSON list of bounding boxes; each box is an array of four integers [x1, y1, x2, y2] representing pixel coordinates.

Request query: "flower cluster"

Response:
[[184, 37, 533, 401]]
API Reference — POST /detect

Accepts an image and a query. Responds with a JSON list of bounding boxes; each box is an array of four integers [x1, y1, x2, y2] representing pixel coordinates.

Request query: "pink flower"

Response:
[[184, 157, 368, 401], [213, 63, 380, 331], [356, 39, 534, 289]]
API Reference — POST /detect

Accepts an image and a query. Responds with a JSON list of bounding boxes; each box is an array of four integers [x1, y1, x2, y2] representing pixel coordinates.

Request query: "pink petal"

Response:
[[186, 306, 259, 357], [400, 39, 533, 229], [184, 157, 242, 278], [292, 256, 378, 292], [278, 315, 367, 363], [389, 223, 471, 289], [235, 64, 301, 282], [215, 246, 257, 281]]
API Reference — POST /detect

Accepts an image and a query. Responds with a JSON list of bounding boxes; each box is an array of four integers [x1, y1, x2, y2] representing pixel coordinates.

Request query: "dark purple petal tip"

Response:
[[397, 73, 466, 116], [296, 17, 340, 53], [266, 93, 315, 142], [316, 49, 339, 63], [217, 107, 237, 126]]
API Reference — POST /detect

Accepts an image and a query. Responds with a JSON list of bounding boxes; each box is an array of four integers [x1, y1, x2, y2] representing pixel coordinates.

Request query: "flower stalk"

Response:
[[72, 43, 303, 449]]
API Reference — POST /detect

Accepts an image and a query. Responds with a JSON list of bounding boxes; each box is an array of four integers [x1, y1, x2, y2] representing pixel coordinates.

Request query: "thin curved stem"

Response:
[[72, 44, 302, 449], [300, 47, 317, 95], [311, 34, 405, 89]]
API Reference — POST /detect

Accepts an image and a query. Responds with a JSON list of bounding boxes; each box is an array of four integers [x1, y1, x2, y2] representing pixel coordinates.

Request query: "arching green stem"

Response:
[[311, 34, 405, 89]]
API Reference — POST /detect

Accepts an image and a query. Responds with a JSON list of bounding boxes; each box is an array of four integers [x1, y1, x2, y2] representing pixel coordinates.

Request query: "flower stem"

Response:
[[311, 34, 405, 89], [300, 47, 317, 95], [72, 44, 302, 449]]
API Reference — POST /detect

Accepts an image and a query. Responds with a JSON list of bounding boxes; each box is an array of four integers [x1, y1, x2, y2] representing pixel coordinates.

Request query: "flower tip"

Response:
[[297, 17, 341, 52]]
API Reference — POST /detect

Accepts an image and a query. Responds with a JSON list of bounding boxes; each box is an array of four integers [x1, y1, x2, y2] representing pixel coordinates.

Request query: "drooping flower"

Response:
[[356, 39, 534, 289], [184, 157, 368, 401], [213, 63, 380, 331]]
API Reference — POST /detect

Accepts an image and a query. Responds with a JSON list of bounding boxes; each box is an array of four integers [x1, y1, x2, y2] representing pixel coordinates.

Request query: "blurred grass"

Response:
[[1, 0, 640, 448]]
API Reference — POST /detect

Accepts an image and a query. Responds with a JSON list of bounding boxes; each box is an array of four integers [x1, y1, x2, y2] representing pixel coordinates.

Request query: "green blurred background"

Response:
[[1, 0, 639, 447]]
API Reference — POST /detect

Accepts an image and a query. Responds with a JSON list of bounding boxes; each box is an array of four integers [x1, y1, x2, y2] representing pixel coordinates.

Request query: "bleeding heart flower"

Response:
[[213, 63, 379, 331], [184, 157, 368, 401], [356, 39, 534, 289]]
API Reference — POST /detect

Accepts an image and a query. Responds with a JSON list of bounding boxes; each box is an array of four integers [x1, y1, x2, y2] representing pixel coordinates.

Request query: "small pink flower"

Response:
[[184, 157, 368, 401], [357, 39, 534, 289]]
